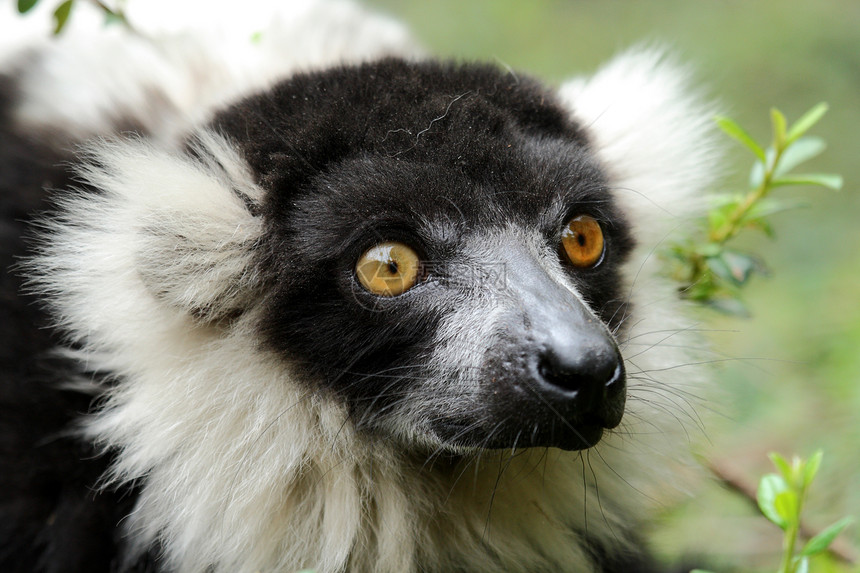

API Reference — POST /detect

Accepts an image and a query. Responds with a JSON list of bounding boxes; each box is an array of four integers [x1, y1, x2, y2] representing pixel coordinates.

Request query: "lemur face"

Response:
[[216, 59, 635, 452]]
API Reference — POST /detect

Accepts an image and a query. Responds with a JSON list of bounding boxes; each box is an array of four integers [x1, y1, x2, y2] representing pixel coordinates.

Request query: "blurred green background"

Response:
[[367, 0, 859, 570]]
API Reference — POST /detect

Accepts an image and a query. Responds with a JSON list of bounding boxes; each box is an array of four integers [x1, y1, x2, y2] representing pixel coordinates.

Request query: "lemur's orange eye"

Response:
[[356, 242, 421, 296], [560, 215, 605, 268]]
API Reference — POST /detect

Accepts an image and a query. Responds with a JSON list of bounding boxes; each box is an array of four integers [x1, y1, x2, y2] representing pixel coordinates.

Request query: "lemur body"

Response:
[[0, 2, 717, 571]]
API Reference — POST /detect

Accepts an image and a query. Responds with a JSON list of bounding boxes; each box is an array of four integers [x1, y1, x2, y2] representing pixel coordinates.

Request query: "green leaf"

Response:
[[705, 254, 735, 285], [758, 473, 790, 528], [800, 516, 855, 556], [743, 217, 775, 238], [103, 11, 125, 27], [722, 251, 759, 285], [771, 173, 843, 190], [775, 137, 826, 176], [715, 116, 767, 162], [705, 251, 763, 287], [52, 0, 74, 35], [17, 0, 39, 13], [787, 102, 829, 144], [802, 450, 823, 488], [769, 452, 794, 482], [774, 490, 799, 524], [771, 108, 788, 150], [706, 193, 743, 208], [745, 197, 809, 220], [741, 198, 808, 238], [749, 159, 765, 189], [705, 297, 750, 317]]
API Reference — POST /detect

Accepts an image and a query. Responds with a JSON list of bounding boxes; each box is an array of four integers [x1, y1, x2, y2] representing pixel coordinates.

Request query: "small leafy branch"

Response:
[[16, 0, 132, 35], [758, 452, 854, 573], [697, 452, 855, 573], [667, 103, 843, 315]]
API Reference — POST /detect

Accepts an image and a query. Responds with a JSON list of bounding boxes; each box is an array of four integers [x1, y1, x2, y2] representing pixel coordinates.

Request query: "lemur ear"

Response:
[[558, 48, 721, 244], [134, 132, 266, 321], [49, 131, 265, 324]]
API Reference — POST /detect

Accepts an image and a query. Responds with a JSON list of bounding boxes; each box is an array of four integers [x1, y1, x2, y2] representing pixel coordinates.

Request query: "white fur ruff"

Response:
[[8, 2, 720, 571]]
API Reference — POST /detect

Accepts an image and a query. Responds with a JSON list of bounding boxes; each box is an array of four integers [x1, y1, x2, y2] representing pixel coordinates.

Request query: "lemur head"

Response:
[[71, 59, 636, 455], [197, 59, 634, 452]]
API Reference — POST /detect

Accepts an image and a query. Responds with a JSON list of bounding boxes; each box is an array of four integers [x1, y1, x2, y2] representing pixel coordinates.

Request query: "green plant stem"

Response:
[[709, 149, 784, 246], [683, 125, 788, 294], [779, 518, 800, 573], [779, 475, 809, 573]]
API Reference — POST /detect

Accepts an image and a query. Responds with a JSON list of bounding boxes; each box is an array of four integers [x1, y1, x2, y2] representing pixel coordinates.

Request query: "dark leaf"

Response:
[[17, 0, 39, 13], [721, 251, 759, 285], [706, 297, 750, 317], [706, 251, 760, 287], [52, 0, 74, 35]]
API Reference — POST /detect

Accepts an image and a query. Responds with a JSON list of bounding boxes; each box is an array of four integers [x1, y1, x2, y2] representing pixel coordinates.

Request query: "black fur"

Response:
[[211, 60, 633, 448], [0, 73, 152, 572]]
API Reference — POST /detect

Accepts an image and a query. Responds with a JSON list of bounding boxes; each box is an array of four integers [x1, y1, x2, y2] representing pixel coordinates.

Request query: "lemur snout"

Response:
[[461, 238, 628, 451]]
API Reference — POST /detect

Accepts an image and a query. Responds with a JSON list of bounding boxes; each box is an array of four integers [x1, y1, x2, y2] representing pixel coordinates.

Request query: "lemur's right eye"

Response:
[[356, 242, 421, 296]]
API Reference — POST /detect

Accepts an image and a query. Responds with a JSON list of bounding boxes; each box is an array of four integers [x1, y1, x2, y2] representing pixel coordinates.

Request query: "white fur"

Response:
[[16, 3, 719, 572], [2, 0, 420, 142], [558, 48, 720, 245]]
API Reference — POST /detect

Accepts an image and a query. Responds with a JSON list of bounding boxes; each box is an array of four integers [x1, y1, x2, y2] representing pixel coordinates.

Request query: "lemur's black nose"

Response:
[[536, 342, 626, 429]]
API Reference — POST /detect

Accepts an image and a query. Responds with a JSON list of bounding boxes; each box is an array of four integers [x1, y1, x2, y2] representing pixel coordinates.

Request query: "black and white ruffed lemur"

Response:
[[0, 1, 719, 571]]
